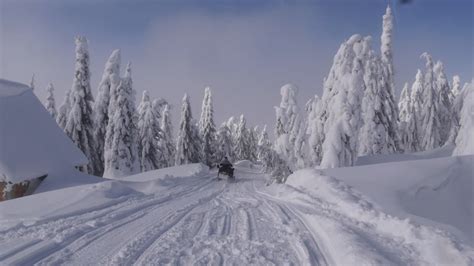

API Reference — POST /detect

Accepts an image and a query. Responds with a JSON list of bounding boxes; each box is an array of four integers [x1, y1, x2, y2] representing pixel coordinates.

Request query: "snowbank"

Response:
[[294, 154, 474, 245], [283, 161, 473, 264], [0, 164, 210, 231], [0, 79, 87, 183], [356, 145, 455, 166]]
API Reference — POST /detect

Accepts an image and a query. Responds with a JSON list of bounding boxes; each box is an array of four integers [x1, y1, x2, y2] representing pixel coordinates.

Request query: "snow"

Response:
[[0, 159, 472, 264], [0, 79, 87, 183]]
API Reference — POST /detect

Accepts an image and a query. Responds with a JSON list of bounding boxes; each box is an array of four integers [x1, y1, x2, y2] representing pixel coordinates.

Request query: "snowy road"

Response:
[[0, 166, 329, 265], [0, 164, 471, 265]]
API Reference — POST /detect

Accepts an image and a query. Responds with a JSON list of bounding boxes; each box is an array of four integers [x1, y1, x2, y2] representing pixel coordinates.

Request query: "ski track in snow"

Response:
[[0, 165, 471, 265]]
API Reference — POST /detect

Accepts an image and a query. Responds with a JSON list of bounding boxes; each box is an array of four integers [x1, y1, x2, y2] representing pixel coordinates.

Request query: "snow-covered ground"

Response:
[[0, 155, 472, 265]]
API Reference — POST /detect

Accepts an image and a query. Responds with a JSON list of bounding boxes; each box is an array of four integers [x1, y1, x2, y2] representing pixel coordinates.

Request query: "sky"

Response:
[[0, 0, 472, 133]]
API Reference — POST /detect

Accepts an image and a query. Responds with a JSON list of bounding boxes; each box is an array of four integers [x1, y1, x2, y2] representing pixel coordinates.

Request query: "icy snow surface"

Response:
[[0, 159, 472, 265]]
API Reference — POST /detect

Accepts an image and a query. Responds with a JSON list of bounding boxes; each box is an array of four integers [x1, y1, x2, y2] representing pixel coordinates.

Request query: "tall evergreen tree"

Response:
[[234, 114, 252, 161], [215, 122, 233, 162], [318, 35, 367, 168], [398, 83, 418, 152], [447, 80, 469, 145], [453, 83, 473, 155], [161, 103, 176, 167], [379, 4, 401, 152], [94, 49, 121, 173], [257, 125, 271, 164], [65, 36, 100, 175], [274, 84, 299, 165], [359, 50, 399, 155], [409, 69, 424, 150], [137, 91, 163, 172], [199, 87, 217, 167], [44, 82, 57, 119], [419, 53, 441, 150], [56, 90, 71, 131], [175, 94, 202, 165], [434, 60, 452, 145], [103, 62, 139, 177]]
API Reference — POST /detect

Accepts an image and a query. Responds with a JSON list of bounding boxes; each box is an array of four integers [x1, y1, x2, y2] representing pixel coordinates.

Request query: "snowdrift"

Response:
[[288, 154, 473, 245], [0, 164, 210, 231]]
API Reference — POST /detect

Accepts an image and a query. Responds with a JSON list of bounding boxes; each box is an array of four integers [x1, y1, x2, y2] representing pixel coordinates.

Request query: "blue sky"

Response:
[[1, 0, 472, 130]]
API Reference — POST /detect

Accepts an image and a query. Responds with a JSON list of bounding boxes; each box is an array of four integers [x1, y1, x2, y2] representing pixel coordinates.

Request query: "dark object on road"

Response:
[[217, 157, 235, 180], [399, 0, 413, 4]]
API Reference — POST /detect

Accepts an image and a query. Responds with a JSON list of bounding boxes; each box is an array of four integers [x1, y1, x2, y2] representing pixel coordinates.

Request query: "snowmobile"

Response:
[[217, 164, 235, 181]]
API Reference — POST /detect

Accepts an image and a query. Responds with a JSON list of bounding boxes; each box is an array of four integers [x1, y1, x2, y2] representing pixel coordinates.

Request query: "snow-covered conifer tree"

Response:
[[161, 103, 175, 167], [249, 125, 260, 162], [274, 84, 300, 165], [257, 125, 271, 164], [44, 82, 57, 119], [451, 75, 462, 101], [198, 87, 217, 167], [447, 81, 470, 145], [56, 90, 71, 131], [103, 62, 139, 177], [175, 94, 202, 165], [434, 61, 452, 145], [398, 83, 418, 152], [419, 53, 441, 150], [453, 84, 473, 155], [234, 114, 252, 161], [358, 49, 399, 156], [307, 95, 322, 166], [318, 35, 367, 168], [215, 123, 233, 162], [137, 91, 163, 172], [65, 36, 100, 175], [94, 49, 121, 172]]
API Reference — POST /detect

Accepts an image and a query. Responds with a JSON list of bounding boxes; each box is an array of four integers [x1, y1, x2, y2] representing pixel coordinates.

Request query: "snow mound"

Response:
[[356, 145, 455, 166], [0, 79, 87, 183], [324, 155, 474, 245], [234, 160, 255, 168], [0, 79, 30, 97], [285, 165, 473, 265], [117, 163, 209, 182]]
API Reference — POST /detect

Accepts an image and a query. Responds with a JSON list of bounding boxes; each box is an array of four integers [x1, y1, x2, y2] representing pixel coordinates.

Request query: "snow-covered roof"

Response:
[[0, 79, 88, 183]]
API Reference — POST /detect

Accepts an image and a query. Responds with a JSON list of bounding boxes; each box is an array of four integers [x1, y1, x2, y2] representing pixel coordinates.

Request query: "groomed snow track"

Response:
[[0, 166, 329, 265]]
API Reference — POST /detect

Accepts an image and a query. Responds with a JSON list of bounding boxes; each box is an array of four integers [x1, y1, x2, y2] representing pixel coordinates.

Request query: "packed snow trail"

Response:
[[0, 166, 328, 265], [0, 163, 471, 265]]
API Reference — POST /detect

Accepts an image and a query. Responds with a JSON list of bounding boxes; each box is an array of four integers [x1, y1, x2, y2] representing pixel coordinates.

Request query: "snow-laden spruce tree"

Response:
[[274, 84, 300, 165], [409, 69, 424, 151], [419, 53, 441, 150], [56, 90, 71, 131], [137, 90, 163, 172], [44, 82, 57, 119], [234, 114, 252, 161], [257, 125, 272, 165], [398, 83, 419, 152], [103, 62, 139, 178], [175, 94, 202, 165], [160, 103, 175, 167], [379, 4, 401, 152], [65, 36, 100, 175], [358, 38, 400, 156], [453, 84, 473, 155], [317, 35, 367, 168], [198, 87, 217, 167], [215, 122, 233, 162], [94, 49, 121, 172], [447, 79, 469, 145], [451, 75, 462, 102], [306, 95, 322, 166], [434, 60, 453, 145]]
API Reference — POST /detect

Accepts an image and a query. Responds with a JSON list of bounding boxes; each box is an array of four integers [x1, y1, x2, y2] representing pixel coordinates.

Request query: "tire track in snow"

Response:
[[2, 175, 216, 265]]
